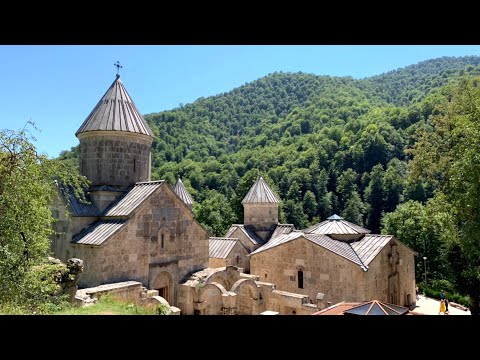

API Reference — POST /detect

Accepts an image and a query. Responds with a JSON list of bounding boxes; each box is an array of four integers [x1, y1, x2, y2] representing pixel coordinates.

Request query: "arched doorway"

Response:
[[152, 271, 173, 304]]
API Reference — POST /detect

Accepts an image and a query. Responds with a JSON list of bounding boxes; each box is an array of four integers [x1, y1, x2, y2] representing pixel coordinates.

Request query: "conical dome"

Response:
[[241, 177, 279, 204], [76, 75, 154, 138], [174, 177, 194, 208]]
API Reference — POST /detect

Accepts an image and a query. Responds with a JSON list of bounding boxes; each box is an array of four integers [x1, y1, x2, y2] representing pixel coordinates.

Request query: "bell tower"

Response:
[[242, 177, 279, 240], [75, 65, 154, 211]]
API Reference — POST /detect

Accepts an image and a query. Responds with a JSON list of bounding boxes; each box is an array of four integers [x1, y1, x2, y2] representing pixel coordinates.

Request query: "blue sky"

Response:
[[1, 45, 480, 158]]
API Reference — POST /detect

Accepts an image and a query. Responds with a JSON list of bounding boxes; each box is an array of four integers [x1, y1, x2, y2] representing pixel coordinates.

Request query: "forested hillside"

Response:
[[59, 56, 480, 237]]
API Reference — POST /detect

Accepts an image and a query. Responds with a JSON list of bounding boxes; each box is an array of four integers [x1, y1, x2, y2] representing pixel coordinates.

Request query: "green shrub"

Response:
[[418, 283, 470, 307]]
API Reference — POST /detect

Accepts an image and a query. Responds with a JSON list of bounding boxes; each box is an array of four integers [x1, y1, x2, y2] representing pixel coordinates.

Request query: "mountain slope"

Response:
[[59, 56, 480, 235]]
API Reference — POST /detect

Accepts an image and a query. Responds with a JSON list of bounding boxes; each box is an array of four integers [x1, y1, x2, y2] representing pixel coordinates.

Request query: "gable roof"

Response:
[[250, 231, 394, 270], [250, 231, 366, 268], [249, 231, 305, 254], [304, 214, 371, 236], [209, 238, 239, 259], [173, 177, 193, 206], [103, 181, 164, 216], [72, 219, 127, 246], [270, 224, 295, 240], [241, 177, 279, 204], [55, 181, 99, 217], [351, 234, 393, 266], [76, 75, 154, 138], [225, 224, 264, 245]]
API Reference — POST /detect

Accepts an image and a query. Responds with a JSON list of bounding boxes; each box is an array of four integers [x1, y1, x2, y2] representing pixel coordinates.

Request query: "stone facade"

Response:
[[51, 74, 210, 311], [78, 131, 152, 188], [208, 241, 250, 271], [178, 266, 319, 315], [54, 184, 209, 306], [250, 236, 415, 307], [362, 240, 416, 306], [243, 203, 278, 240]]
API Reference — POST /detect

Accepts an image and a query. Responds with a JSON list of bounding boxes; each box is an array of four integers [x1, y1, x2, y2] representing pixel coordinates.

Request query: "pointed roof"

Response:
[[304, 214, 371, 236], [343, 300, 409, 315], [76, 74, 154, 137], [241, 177, 279, 204], [173, 177, 194, 206]]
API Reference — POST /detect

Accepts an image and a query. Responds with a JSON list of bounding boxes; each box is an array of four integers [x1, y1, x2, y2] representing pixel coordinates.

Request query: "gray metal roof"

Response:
[[270, 224, 295, 240], [351, 234, 393, 266], [250, 230, 395, 270], [173, 177, 193, 205], [251, 231, 376, 270], [225, 224, 264, 245], [56, 181, 99, 217], [241, 177, 280, 204], [304, 216, 371, 235], [72, 219, 127, 246], [76, 75, 154, 137], [250, 231, 304, 255], [304, 234, 365, 267], [209, 238, 239, 258], [103, 181, 164, 216]]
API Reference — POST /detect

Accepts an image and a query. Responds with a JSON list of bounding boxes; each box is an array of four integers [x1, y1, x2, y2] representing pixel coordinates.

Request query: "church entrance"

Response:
[[152, 271, 173, 305]]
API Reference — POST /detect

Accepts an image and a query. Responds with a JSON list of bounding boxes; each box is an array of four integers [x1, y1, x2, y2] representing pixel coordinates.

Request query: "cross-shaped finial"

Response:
[[114, 61, 123, 76]]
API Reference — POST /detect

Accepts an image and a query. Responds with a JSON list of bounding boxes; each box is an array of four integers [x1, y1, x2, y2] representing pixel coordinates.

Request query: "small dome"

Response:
[[241, 177, 279, 204], [76, 75, 154, 137]]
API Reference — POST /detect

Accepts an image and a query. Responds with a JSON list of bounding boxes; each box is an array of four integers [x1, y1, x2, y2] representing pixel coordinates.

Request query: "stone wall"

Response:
[[243, 203, 278, 234], [179, 266, 324, 315], [78, 132, 152, 187], [208, 241, 250, 272], [50, 193, 96, 262], [72, 184, 209, 308], [250, 237, 366, 305], [363, 240, 416, 307], [228, 227, 257, 253]]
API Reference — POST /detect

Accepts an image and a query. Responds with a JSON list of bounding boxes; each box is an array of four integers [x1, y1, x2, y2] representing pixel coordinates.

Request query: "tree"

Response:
[[303, 190, 318, 220], [0, 126, 89, 313], [336, 168, 358, 208], [382, 198, 453, 283], [364, 164, 384, 233], [342, 191, 365, 226], [382, 158, 406, 213], [407, 77, 480, 314], [194, 189, 235, 236]]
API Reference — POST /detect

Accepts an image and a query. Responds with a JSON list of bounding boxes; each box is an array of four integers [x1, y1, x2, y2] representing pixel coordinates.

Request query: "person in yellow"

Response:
[[438, 299, 446, 315]]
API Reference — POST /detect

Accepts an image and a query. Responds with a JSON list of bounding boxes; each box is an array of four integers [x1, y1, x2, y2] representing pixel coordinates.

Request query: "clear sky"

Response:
[[1, 45, 480, 158]]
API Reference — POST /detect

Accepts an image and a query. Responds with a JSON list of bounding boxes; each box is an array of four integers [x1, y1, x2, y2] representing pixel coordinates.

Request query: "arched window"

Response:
[[158, 227, 169, 249], [236, 255, 240, 264], [298, 270, 303, 289]]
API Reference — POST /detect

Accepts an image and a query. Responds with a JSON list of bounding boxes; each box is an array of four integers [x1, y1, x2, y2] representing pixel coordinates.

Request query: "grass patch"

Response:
[[55, 295, 158, 315]]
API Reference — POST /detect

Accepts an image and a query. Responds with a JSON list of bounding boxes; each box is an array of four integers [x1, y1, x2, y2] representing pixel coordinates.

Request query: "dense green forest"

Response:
[[139, 56, 480, 235], [58, 56, 480, 305], [59, 56, 480, 236]]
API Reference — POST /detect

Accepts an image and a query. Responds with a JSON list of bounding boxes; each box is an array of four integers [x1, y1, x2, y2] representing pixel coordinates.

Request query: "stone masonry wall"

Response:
[[243, 203, 278, 231], [208, 241, 249, 272], [79, 133, 152, 187], [72, 184, 209, 308], [363, 240, 416, 307], [250, 238, 365, 305]]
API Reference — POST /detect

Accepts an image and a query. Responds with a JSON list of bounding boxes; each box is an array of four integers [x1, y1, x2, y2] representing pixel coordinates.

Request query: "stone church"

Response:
[[51, 73, 209, 306], [208, 177, 416, 309]]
